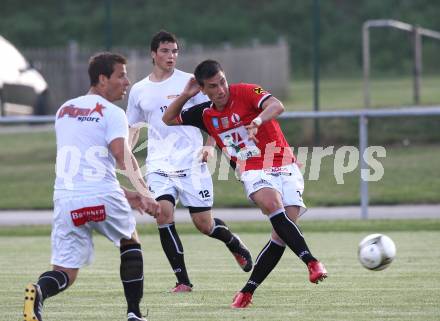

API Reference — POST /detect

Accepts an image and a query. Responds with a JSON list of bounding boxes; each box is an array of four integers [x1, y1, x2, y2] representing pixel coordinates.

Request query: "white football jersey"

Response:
[[126, 69, 208, 173], [53, 94, 128, 199]]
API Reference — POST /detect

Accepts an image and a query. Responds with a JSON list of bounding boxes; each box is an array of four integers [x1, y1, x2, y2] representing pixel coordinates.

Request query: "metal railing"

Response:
[[362, 19, 440, 108], [2, 106, 440, 219], [283, 106, 440, 219]]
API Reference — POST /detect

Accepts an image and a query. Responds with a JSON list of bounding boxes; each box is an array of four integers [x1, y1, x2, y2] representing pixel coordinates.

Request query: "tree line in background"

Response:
[[2, 0, 440, 77]]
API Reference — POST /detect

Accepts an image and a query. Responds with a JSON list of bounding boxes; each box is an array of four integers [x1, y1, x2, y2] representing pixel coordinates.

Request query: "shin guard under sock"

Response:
[[241, 239, 285, 293], [158, 223, 191, 285], [120, 243, 144, 317], [209, 218, 239, 251], [37, 270, 69, 300], [269, 210, 316, 264]]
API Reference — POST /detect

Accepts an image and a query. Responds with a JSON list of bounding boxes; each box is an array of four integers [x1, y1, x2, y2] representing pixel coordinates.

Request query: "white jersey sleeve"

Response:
[[125, 70, 208, 173], [126, 86, 144, 126], [105, 107, 129, 144], [189, 91, 209, 108]]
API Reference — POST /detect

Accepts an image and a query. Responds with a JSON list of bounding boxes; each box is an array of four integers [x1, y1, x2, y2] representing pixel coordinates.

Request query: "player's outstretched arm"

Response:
[[245, 96, 285, 143], [110, 137, 160, 217], [254, 96, 285, 124], [163, 77, 200, 125], [128, 127, 140, 149]]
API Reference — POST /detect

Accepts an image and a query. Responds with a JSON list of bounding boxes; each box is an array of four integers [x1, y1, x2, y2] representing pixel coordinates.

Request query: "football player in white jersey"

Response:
[[127, 31, 252, 293], [23, 52, 159, 321]]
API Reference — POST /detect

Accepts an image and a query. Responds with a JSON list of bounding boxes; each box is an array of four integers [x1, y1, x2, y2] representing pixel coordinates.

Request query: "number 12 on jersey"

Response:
[[198, 190, 211, 198]]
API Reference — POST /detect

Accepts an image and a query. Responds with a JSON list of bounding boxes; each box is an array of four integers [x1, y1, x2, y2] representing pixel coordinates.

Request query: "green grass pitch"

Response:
[[1, 220, 439, 321]]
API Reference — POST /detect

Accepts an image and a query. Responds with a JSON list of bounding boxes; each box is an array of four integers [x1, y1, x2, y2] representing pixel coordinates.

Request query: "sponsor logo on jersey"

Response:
[[219, 126, 261, 160], [231, 113, 241, 124], [58, 103, 105, 122], [221, 117, 229, 128], [253, 87, 266, 94], [212, 117, 219, 128]]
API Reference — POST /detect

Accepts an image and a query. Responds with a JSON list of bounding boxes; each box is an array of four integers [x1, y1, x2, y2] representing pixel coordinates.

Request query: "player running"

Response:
[[163, 59, 327, 308], [126, 31, 252, 293], [23, 52, 159, 321]]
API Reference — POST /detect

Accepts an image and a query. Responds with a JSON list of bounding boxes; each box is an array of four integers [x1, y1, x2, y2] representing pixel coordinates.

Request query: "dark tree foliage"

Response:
[[1, 0, 440, 75]]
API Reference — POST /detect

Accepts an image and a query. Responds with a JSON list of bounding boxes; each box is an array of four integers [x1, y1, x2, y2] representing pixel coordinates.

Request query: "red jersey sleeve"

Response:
[[239, 83, 272, 110]]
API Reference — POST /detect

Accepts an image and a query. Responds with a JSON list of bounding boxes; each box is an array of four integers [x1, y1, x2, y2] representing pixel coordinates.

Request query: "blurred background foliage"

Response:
[[2, 0, 440, 77]]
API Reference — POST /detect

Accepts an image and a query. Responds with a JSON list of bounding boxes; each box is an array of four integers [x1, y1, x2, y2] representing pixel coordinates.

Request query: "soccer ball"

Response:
[[358, 234, 396, 271]]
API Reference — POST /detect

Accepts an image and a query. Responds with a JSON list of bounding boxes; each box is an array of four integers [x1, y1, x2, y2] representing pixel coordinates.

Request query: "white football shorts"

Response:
[[51, 190, 136, 268], [146, 163, 213, 208], [240, 163, 307, 214]]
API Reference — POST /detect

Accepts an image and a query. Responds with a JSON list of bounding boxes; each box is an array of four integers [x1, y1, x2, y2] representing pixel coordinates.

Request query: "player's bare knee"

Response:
[[285, 206, 301, 223], [121, 237, 140, 247], [251, 189, 283, 214], [156, 208, 175, 225], [194, 219, 213, 235], [156, 196, 176, 221], [257, 199, 284, 215], [190, 209, 213, 235], [66, 272, 77, 286]]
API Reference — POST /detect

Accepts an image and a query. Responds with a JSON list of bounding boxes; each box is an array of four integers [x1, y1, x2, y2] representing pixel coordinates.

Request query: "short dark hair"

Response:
[[88, 52, 127, 86], [194, 60, 224, 86], [150, 30, 179, 53]]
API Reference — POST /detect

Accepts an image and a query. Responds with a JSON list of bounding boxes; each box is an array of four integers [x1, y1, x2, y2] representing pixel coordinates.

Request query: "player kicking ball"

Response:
[[163, 59, 327, 308]]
